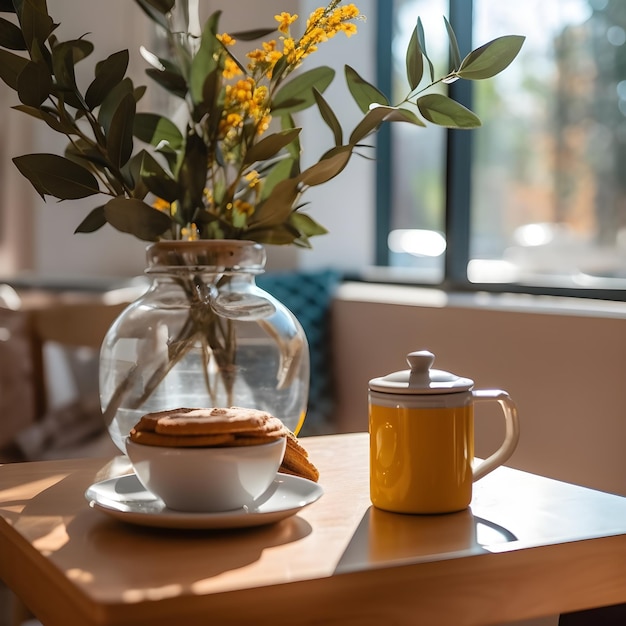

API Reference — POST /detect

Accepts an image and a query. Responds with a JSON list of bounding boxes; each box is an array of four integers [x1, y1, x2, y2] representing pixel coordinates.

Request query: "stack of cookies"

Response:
[[129, 406, 319, 483], [281, 431, 319, 483]]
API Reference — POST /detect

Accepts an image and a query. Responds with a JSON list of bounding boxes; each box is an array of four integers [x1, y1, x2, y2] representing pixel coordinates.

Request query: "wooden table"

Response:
[[2, 432, 626, 626]]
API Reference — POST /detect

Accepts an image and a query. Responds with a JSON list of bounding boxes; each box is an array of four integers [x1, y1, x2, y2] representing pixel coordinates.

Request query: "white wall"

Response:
[[42, 0, 167, 278], [296, 0, 377, 272]]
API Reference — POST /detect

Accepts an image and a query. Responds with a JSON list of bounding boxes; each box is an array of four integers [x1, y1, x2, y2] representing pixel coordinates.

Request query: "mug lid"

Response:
[[368, 350, 474, 394]]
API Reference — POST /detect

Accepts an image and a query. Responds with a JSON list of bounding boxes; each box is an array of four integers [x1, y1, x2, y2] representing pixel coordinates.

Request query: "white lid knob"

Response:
[[369, 350, 474, 395]]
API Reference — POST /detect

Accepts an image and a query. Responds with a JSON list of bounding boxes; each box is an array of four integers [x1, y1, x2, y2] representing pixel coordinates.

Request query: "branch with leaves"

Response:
[[0, 0, 524, 246]]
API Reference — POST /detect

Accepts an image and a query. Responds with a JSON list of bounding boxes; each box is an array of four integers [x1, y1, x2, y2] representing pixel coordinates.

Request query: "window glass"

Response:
[[470, 0, 626, 291], [388, 0, 447, 281], [386, 0, 626, 295]]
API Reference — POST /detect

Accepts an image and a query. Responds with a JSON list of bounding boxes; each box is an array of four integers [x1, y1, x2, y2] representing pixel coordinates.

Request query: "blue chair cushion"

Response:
[[256, 269, 341, 432]]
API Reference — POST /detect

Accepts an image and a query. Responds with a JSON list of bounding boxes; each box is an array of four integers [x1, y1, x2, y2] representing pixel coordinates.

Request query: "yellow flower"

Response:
[[233, 199, 255, 217], [245, 170, 261, 189], [256, 114, 271, 135], [153, 197, 171, 213], [221, 76, 270, 139], [229, 78, 254, 105], [307, 7, 325, 26], [282, 37, 298, 64], [223, 57, 242, 80], [217, 33, 236, 46], [155, 3, 362, 237], [246, 40, 283, 77], [253, 84, 268, 106], [341, 22, 358, 37], [218, 111, 243, 138], [282, 2, 360, 67], [181, 224, 200, 241], [274, 12, 298, 34]]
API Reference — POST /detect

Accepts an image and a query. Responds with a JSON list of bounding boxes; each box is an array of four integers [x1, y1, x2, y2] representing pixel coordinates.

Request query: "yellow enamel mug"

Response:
[[369, 350, 520, 514]]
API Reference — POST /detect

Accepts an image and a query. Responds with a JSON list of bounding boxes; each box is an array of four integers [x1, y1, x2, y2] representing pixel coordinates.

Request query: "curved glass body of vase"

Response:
[[99, 240, 310, 452]]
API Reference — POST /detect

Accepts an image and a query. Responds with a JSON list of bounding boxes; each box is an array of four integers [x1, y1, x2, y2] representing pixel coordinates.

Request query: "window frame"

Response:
[[375, 0, 626, 302]]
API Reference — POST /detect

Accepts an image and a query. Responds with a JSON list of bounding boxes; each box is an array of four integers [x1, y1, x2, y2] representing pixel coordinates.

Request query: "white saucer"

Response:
[[85, 473, 323, 530]]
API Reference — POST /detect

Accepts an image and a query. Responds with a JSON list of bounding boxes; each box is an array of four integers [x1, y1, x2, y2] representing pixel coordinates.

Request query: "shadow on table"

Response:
[[8, 462, 312, 596], [334, 505, 517, 573]]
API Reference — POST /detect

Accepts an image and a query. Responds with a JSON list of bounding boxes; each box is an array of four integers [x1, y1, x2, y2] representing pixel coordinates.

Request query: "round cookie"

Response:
[[154, 407, 270, 435], [133, 408, 198, 432], [129, 428, 235, 447]]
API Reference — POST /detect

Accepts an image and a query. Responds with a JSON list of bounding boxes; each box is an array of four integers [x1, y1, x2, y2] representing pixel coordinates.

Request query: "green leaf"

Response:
[[106, 91, 136, 168], [0, 49, 29, 89], [104, 196, 172, 241], [289, 211, 328, 238], [133, 84, 147, 103], [132, 0, 172, 29], [0, 1, 17, 13], [377, 105, 426, 127], [405, 25, 423, 90], [229, 26, 277, 41], [74, 205, 107, 233], [13, 153, 101, 199], [272, 66, 335, 114], [298, 146, 352, 187], [417, 18, 435, 83], [57, 39, 92, 107], [199, 66, 222, 125], [29, 35, 53, 74], [0, 16, 26, 50], [279, 114, 301, 162], [65, 138, 111, 172], [243, 128, 301, 165], [443, 17, 461, 71], [146, 67, 187, 99], [313, 88, 343, 146], [260, 157, 297, 202], [154, 141, 179, 174], [16, 60, 52, 107], [85, 50, 129, 110], [51, 41, 87, 109], [345, 65, 389, 114], [248, 178, 299, 228], [98, 77, 134, 136], [134, 112, 183, 150], [246, 224, 300, 247], [458, 35, 525, 80], [140, 151, 179, 202], [51, 40, 93, 93], [178, 131, 208, 222], [346, 103, 428, 145], [68, 39, 93, 64], [349, 105, 392, 144], [189, 11, 221, 105], [270, 54, 288, 84], [18, 0, 54, 55], [137, 0, 174, 13], [12, 104, 75, 134], [416, 93, 481, 128], [121, 151, 149, 199]]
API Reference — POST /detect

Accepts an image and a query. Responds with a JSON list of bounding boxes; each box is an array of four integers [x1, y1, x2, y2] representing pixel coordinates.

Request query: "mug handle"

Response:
[[471, 389, 520, 481]]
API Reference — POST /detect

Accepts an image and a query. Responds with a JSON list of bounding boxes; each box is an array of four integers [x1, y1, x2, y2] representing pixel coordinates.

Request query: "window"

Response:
[[378, 0, 626, 300]]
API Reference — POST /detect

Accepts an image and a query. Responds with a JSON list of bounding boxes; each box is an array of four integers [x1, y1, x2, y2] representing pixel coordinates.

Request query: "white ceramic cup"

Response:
[[125, 437, 287, 512]]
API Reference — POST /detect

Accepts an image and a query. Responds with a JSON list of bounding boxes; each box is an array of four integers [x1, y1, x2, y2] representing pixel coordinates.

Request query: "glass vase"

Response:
[[99, 240, 310, 452]]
